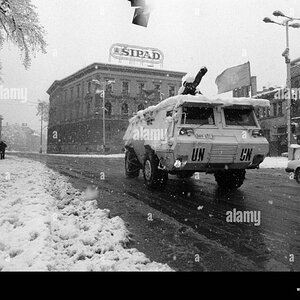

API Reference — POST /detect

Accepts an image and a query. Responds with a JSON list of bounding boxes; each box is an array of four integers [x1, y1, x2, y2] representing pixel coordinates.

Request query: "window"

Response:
[[105, 80, 114, 93], [169, 86, 175, 97], [106, 83, 113, 93], [122, 103, 129, 115], [181, 106, 215, 125], [273, 103, 277, 117], [138, 83, 145, 94], [70, 87, 74, 100], [154, 84, 161, 91], [277, 126, 287, 134], [105, 102, 112, 116], [64, 90, 67, 101], [278, 102, 283, 116], [166, 110, 173, 117], [95, 93, 101, 108], [122, 82, 129, 94], [261, 108, 266, 118], [87, 81, 92, 93], [224, 108, 256, 126], [138, 103, 144, 111], [77, 84, 80, 98], [75, 104, 80, 119], [266, 107, 270, 117], [86, 102, 91, 117]]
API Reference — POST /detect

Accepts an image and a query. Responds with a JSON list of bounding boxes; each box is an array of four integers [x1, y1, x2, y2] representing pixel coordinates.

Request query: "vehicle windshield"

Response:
[[224, 108, 256, 127], [181, 106, 215, 125]]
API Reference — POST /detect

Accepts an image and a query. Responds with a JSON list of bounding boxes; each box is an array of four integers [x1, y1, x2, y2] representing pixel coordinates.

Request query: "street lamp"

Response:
[[92, 79, 115, 152], [263, 11, 300, 147]]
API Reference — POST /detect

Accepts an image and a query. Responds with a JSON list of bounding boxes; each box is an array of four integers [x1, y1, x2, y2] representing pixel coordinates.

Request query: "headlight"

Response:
[[252, 129, 264, 137], [174, 160, 182, 168], [179, 128, 194, 136]]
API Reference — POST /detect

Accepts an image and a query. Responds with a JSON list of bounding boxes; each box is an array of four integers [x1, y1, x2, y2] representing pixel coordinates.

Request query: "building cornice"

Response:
[[47, 62, 186, 95]]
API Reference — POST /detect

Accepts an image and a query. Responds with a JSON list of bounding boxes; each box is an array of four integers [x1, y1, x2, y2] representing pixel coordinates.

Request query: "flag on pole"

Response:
[[215, 62, 251, 94]]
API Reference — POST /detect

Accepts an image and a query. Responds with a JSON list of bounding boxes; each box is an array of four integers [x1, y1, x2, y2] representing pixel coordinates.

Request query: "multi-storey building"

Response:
[[254, 64, 300, 156], [47, 62, 186, 154]]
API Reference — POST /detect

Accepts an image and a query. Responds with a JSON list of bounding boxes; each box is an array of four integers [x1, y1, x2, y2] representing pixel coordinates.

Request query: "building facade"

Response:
[[47, 62, 186, 154], [254, 64, 300, 156]]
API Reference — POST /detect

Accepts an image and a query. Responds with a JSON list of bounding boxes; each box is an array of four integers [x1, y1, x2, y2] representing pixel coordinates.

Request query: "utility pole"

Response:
[[92, 79, 115, 153], [39, 103, 43, 154], [263, 11, 300, 147], [284, 20, 292, 148], [40, 103, 44, 153], [102, 89, 106, 148]]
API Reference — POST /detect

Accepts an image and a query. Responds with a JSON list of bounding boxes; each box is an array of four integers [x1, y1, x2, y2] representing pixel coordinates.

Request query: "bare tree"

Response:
[[0, 0, 47, 74]]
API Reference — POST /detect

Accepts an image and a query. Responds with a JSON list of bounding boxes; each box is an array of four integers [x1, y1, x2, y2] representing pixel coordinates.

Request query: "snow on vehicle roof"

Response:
[[130, 95, 270, 122]]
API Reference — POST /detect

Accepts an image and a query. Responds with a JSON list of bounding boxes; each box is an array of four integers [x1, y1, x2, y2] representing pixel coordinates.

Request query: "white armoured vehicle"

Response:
[[123, 94, 270, 190]]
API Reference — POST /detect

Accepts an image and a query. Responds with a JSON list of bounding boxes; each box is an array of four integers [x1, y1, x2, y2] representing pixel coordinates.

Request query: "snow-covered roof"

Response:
[[129, 95, 270, 122]]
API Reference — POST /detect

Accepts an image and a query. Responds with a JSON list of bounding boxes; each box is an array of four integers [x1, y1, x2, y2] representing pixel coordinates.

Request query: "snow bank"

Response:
[[260, 157, 288, 169], [0, 157, 172, 271], [47, 153, 125, 159]]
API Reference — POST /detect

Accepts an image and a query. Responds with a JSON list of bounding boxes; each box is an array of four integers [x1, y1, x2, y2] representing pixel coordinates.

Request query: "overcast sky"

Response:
[[1, 0, 300, 131]]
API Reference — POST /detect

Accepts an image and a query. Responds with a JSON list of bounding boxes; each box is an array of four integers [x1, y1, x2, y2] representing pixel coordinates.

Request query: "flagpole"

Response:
[[248, 61, 252, 98]]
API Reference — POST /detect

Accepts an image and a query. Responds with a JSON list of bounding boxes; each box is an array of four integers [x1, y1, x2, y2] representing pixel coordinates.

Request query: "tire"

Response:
[[214, 170, 246, 190], [176, 171, 194, 179], [143, 152, 168, 189], [125, 148, 140, 178], [295, 168, 300, 184]]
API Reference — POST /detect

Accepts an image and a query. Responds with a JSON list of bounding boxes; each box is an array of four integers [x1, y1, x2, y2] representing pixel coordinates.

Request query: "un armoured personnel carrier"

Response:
[[123, 68, 270, 190], [123, 94, 270, 190]]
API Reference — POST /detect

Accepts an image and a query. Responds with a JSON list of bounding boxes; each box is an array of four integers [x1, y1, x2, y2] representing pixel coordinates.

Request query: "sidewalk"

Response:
[[0, 156, 172, 271]]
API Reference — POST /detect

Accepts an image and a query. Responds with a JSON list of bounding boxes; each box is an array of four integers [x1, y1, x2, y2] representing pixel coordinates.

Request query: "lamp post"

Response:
[[263, 11, 300, 147], [92, 79, 115, 152]]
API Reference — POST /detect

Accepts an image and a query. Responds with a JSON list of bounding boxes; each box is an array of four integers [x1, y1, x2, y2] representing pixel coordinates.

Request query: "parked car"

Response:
[[285, 144, 300, 184]]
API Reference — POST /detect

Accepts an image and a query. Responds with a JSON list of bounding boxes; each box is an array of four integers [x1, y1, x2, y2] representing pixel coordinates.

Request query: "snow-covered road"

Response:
[[0, 157, 172, 271]]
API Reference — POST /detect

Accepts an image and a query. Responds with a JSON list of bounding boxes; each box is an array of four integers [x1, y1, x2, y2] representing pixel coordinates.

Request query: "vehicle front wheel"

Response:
[[295, 168, 300, 184], [125, 148, 140, 178], [214, 170, 246, 190], [143, 152, 168, 189]]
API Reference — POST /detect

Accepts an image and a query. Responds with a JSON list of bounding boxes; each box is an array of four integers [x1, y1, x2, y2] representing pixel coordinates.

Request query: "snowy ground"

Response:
[[0, 157, 172, 271], [260, 157, 288, 169]]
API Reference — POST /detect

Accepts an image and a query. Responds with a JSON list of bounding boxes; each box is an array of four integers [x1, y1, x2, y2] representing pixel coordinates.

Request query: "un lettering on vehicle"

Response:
[[192, 148, 206, 162], [240, 148, 253, 162]]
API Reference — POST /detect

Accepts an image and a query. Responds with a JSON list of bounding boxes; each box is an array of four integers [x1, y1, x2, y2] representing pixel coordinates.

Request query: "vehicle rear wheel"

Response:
[[176, 171, 194, 179], [125, 148, 140, 178], [214, 170, 246, 190], [143, 152, 168, 189], [295, 168, 300, 184]]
